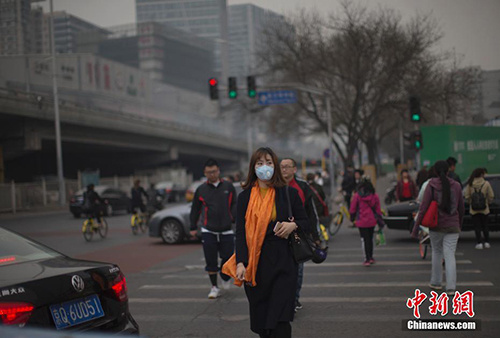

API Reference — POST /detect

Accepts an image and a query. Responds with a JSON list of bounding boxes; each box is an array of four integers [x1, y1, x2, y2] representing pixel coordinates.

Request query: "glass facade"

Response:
[[136, 0, 226, 75]]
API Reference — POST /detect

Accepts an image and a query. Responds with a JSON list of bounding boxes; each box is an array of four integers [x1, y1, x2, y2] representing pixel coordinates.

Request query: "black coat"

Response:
[[235, 186, 309, 334]]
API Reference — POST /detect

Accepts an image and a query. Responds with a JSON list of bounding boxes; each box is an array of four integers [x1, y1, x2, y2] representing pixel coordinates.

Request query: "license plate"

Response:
[[49, 294, 105, 330]]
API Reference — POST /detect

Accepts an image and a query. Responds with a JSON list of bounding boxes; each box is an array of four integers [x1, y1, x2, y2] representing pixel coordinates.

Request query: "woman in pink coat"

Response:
[[349, 179, 382, 266]]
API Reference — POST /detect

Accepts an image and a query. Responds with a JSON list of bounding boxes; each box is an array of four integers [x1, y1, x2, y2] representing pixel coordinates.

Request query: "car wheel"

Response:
[[106, 204, 113, 216], [160, 219, 184, 244], [72, 212, 81, 218]]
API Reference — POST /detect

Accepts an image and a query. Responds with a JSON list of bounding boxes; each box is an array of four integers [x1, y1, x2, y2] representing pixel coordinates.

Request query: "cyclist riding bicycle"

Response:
[[82, 184, 106, 226], [131, 179, 149, 215]]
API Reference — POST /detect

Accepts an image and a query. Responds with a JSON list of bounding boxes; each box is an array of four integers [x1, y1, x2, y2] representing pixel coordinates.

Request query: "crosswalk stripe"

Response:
[[130, 296, 500, 303], [185, 260, 472, 270], [305, 260, 473, 267], [139, 281, 493, 290], [130, 313, 500, 323], [328, 252, 464, 258], [161, 269, 482, 279]]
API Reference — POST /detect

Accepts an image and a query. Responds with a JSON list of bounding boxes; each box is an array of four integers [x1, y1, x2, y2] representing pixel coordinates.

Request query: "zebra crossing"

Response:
[[127, 232, 499, 337]]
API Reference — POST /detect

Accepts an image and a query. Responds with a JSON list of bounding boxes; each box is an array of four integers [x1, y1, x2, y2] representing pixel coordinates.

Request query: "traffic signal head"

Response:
[[208, 78, 218, 100], [411, 130, 423, 150], [228, 77, 237, 99], [247, 76, 256, 98], [409, 96, 421, 122]]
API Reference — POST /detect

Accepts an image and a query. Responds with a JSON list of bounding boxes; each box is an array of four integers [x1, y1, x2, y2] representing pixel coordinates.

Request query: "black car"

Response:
[[69, 186, 131, 218], [0, 227, 139, 333], [383, 174, 500, 232]]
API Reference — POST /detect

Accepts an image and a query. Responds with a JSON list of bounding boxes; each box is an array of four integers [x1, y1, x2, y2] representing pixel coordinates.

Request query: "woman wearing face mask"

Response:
[[222, 147, 309, 338]]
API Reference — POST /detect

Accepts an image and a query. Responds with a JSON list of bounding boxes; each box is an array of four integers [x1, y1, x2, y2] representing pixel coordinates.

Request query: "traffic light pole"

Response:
[[399, 115, 404, 167]]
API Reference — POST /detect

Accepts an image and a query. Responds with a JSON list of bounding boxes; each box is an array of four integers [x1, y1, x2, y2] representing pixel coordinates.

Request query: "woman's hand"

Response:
[[274, 221, 297, 238], [236, 263, 246, 281]]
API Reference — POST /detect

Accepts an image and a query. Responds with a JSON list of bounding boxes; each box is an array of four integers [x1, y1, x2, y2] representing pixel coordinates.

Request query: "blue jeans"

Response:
[[429, 231, 459, 290], [296, 263, 304, 302]]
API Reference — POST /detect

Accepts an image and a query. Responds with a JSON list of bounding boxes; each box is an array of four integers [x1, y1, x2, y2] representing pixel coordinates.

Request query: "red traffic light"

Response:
[[209, 78, 218, 87]]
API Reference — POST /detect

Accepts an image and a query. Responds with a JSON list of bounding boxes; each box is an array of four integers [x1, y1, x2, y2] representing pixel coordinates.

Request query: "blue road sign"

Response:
[[258, 90, 297, 106]]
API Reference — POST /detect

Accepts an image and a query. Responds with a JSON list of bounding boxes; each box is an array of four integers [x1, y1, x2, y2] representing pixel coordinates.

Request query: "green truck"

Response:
[[420, 125, 500, 179]]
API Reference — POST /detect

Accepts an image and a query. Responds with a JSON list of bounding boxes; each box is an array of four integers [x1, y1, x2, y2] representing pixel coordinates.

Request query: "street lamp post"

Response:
[[49, 0, 65, 205]]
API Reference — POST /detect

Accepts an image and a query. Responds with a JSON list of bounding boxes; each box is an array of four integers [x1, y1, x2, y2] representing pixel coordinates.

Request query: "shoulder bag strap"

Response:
[[285, 186, 294, 222]]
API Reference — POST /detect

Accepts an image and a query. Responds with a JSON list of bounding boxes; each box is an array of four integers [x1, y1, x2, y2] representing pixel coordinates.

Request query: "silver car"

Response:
[[148, 183, 242, 244]]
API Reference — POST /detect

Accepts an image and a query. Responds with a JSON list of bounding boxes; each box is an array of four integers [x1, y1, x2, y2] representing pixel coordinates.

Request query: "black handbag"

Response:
[[286, 186, 314, 264]]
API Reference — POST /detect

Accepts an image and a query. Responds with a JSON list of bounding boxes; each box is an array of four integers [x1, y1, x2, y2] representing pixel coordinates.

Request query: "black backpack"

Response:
[[471, 183, 486, 211]]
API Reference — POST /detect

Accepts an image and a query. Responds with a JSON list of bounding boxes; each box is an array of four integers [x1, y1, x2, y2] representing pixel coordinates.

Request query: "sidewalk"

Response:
[[0, 204, 68, 219]]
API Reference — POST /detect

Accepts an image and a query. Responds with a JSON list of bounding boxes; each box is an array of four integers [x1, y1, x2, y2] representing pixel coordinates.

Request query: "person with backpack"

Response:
[[413, 160, 464, 295], [464, 168, 494, 249], [349, 179, 382, 266]]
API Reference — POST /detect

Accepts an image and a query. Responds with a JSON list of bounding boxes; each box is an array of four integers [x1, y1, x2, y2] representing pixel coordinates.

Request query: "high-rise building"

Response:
[[478, 69, 500, 122], [0, 0, 43, 55], [227, 4, 283, 77], [135, 0, 228, 78], [43, 11, 109, 54], [77, 22, 214, 94]]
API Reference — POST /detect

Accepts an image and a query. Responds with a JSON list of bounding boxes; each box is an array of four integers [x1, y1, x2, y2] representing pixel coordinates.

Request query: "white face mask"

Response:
[[255, 165, 274, 181]]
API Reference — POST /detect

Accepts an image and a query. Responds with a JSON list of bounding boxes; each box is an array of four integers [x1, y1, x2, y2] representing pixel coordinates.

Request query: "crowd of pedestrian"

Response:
[[182, 148, 494, 337]]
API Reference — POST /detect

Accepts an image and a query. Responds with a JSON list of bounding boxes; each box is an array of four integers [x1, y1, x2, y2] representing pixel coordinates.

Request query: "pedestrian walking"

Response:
[[222, 147, 309, 338], [341, 166, 355, 208], [464, 168, 494, 249], [447, 157, 462, 187], [280, 158, 320, 313], [349, 179, 382, 266], [189, 159, 237, 299], [413, 160, 464, 295], [416, 164, 429, 189], [395, 169, 418, 202]]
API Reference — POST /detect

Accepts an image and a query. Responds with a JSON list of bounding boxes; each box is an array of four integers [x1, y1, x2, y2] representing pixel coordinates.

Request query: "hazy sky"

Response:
[[38, 0, 500, 70]]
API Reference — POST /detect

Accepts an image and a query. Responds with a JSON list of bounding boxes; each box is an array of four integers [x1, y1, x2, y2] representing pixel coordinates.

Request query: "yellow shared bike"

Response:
[[82, 211, 108, 242]]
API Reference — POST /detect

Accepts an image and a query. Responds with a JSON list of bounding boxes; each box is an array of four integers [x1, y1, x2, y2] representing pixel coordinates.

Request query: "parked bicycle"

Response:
[[82, 212, 108, 242], [329, 201, 351, 236]]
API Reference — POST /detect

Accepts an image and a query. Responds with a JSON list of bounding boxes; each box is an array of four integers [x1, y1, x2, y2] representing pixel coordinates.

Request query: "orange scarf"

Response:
[[222, 184, 275, 287]]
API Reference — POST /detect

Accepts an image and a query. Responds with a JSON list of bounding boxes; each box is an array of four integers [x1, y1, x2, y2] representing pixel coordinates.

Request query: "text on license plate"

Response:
[[49, 294, 104, 330]]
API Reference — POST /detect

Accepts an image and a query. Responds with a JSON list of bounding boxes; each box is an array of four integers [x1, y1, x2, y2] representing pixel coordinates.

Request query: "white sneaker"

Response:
[[208, 286, 220, 299], [484, 242, 491, 249], [475, 243, 484, 250], [221, 279, 231, 290]]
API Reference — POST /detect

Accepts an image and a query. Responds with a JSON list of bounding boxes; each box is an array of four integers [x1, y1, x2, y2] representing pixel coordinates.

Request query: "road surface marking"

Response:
[[130, 296, 500, 303], [304, 260, 473, 267], [139, 280, 493, 290], [160, 269, 482, 279]]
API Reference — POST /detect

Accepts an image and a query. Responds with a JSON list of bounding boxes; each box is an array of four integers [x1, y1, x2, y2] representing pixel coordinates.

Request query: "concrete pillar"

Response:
[[42, 177, 47, 206]]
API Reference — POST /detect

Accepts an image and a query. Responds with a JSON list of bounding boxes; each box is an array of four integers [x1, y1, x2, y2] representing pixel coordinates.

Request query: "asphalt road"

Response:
[[1, 206, 499, 337]]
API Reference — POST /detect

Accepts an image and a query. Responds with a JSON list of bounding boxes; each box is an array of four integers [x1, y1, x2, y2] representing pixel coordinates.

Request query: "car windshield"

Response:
[[0, 227, 62, 267], [75, 186, 108, 196]]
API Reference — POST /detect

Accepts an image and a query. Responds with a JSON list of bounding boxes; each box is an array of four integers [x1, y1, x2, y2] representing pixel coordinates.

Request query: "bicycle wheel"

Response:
[[83, 220, 93, 242], [98, 218, 108, 238], [131, 215, 139, 235], [329, 212, 343, 236]]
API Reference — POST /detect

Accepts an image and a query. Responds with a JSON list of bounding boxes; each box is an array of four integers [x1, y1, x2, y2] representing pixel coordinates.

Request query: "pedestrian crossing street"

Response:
[[128, 238, 499, 337]]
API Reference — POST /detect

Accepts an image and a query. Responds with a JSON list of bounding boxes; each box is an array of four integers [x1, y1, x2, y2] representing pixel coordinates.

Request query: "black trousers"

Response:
[[259, 322, 291, 338], [472, 213, 489, 244], [201, 232, 234, 281], [359, 227, 375, 261]]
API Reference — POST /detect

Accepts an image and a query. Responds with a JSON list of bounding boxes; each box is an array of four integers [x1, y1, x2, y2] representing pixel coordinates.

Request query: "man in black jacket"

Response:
[[190, 159, 237, 299], [280, 158, 320, 313]]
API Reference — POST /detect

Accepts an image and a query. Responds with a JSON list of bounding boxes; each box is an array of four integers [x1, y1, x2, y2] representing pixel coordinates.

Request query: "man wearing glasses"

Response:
[[190, 159, 237, 299], [280, 158, 320, 313]]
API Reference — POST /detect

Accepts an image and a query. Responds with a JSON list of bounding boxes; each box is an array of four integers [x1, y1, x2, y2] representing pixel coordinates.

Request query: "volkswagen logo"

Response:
[[71, 275, 85, 293]]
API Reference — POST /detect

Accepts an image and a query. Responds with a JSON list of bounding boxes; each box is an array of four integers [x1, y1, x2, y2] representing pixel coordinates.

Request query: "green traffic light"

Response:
[[229, 91, 237, 99], [412, 114, 421, 122], [248, 90, 256, 98], [415, 141, 421, 148]]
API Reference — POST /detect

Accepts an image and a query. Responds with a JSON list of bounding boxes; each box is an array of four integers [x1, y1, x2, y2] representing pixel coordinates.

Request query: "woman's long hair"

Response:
[[434, 160, 451, 213], [241, 147, 286, 190], [467, 168, 485, 187]]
